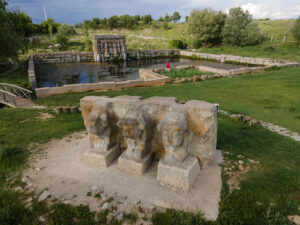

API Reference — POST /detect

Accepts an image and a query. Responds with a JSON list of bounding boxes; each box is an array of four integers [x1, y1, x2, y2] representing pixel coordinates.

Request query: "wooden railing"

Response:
[[0, 83, 32, 108]]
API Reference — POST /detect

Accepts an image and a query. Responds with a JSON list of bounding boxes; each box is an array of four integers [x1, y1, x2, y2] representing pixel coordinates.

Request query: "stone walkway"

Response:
[[219, 110, 300, 142]]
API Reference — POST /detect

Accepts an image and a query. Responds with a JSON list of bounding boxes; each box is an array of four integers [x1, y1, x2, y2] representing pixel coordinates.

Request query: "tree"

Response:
[[133, 15, 141, 25], [54, 24, 72, 48], [158, 16, 164, 22], [91, 18, 101, 29], [171, 11, 181, 22], [36, 18, 60, 34], [164, 13, 170, 22], [119, 15, 134, 29], [291, 16, 300, 48], [107, 15, 119, 29], [142, 15, 152, 24], [222, 7, 262, 46], [188, 8, 226, 46], [0, 0, 35, 60]]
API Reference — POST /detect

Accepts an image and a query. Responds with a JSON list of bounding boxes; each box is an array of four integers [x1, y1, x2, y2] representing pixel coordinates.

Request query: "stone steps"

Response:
[[15, 96, 35, 108]]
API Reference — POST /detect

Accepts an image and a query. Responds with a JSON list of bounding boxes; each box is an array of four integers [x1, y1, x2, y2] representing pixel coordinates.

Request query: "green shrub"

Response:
[[169, 40, 187, 49], [192, 39, 202, 49], [188, 8, 226, 46], [162, 21, 170, 30], [159, 68, 214, 78], [264, 65, 281, 71], [84, 39, 93, 52], [263, 45, 276, 52], [54, 24, 75, 49], [222, 7, 262, 46]]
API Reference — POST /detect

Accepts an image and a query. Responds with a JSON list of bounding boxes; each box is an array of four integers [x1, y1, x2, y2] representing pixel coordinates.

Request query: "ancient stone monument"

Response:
[[81, 96, 217, 191], [93, 35, 127, 62]]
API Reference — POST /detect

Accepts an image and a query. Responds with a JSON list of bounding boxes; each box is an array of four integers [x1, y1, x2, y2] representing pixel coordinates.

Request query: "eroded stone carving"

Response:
[[93, 35, 127, 62], [157, 105, 190, 163], [118, 106, 152, 160], [80, 95, 217, 190]]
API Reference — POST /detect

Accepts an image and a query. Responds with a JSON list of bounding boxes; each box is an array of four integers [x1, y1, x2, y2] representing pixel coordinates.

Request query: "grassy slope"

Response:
[[60, 19, 300, 61], [36, 67, 300, 133]]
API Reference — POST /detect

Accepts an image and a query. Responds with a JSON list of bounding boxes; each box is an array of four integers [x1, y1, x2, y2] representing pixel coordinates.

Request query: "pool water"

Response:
[[35, 58, 246, 88]]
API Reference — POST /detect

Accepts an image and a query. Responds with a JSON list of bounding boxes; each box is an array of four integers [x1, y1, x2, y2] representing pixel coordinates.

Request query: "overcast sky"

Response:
[[7, 0, 300, 24]]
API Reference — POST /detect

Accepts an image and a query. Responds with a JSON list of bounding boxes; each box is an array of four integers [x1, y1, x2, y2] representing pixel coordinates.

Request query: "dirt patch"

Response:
[[223, 153, 259, 192], [22, 132, 223, 221], [36, 112, 54, 121]]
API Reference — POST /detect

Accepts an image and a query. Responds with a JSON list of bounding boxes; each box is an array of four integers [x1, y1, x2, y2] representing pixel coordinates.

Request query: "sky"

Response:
[[7, 0, 300, 24]]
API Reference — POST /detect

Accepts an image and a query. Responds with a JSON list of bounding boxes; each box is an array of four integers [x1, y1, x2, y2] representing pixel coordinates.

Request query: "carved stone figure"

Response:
[[157, 105, 190, 163], [80, 95, 217, 190], [93, 35, 127, 62], [118, 107, 151, 159]]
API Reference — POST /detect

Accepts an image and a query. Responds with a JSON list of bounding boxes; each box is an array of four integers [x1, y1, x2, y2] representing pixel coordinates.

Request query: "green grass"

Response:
[[197, 42, 300, 61], [36, 66, 300, 133], [258, 19, 295, 42], [0, 69, 31, 89], [1, 108, 300, 224], [159, 68, 214, 78]]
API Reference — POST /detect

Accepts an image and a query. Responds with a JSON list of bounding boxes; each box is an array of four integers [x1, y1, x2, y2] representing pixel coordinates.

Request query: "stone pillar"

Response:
[[76, 54, 81, 63]]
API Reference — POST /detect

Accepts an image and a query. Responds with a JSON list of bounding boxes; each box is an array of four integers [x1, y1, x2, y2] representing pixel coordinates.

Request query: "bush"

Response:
[[263, 45, 275, 52], [162, 21, 170, 30], [54, 24, 75, 49], [169, 40, 187, 49], [84, 39, 93, 52], [222, 7, 262, 46], [188, 8, 226, 46], [192, 39, 202, 49]]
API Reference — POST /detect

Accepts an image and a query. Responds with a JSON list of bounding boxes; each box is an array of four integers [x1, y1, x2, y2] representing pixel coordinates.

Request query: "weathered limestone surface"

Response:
[[93, 35, 127, 62], [80, 95, 217, 190]]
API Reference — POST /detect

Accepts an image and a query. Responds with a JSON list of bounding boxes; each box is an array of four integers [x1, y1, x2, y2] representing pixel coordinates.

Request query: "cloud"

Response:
[[7, 0, 300, 24], [240, 3, 269, 19]]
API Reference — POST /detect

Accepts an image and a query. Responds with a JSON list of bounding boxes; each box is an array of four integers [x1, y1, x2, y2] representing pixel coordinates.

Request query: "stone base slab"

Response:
[[83, 145, 120, 168], [118, 152, 153, 175], [157, 156, 201, 191]]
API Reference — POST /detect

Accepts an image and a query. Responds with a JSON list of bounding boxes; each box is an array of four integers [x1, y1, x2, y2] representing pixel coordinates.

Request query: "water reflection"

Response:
[[35, 58, 246, 88]]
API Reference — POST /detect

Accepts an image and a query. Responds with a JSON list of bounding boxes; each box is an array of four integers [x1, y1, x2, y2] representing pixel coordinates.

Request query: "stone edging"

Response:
[[219, 110, 300, 142], [145, 64, 265, 84], [180, 51, 300, 67]]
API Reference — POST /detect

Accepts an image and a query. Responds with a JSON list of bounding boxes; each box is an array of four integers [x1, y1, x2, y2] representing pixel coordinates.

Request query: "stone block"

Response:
[[84, 145, 121, 168], [118, 152, 153, 175], [157, 156, 201, 191]]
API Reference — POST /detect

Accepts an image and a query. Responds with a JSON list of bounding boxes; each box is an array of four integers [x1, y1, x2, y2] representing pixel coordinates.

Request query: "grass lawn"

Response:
[[197, 42, 300, 62], [36, 66, 300, 133], [0, 105, 300, 224], [158, 68, 214, 78]]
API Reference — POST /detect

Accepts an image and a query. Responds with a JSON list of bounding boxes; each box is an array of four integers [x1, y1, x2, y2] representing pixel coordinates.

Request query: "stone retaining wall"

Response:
[[180, 51, 300, 66], [28, 56, 37, 89], [127, 49, 180, 59], [196, 65, 265, 76], [32, 52, 94, 63], [35, 71, 170, 98]]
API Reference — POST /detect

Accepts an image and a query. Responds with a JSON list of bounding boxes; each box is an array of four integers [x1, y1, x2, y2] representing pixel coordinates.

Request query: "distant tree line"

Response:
[[75, 14, 153, 30], [75, 12, 181, 30]]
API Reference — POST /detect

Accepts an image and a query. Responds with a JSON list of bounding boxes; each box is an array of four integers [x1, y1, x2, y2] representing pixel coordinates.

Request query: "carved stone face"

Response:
[[87, 110, 109, 135], [119, 117, 145, 139], [161, 122, 186, 148]]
